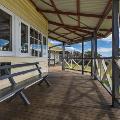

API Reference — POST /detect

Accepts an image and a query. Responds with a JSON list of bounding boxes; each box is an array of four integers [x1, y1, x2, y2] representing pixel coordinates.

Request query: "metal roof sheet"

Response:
[[31, 0, 114, 43]]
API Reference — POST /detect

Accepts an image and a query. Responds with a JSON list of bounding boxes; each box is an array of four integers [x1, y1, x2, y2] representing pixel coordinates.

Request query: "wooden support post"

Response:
[[82, 40, 84, 74], [112, 0, 119, 107], [62, 42, 65, 70], [67, 52, 69, 62], [48, 50, 50, 66], [91, 33, 97, 79], [54, 51, 55, 66], [91, 38, 93, 76]]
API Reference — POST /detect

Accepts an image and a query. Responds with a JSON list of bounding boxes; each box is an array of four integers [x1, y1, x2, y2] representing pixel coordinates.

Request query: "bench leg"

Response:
[[19, 92, 30, 105], [38, 77, 51, 87], [44, 79, 51, 86]]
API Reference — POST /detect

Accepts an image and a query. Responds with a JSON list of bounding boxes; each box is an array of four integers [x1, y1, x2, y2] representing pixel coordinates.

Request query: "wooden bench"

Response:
[[0, 62, 50, 105]]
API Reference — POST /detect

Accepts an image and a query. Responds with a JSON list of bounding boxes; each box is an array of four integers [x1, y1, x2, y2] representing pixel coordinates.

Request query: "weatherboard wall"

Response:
[[0, 0, 48, 89]]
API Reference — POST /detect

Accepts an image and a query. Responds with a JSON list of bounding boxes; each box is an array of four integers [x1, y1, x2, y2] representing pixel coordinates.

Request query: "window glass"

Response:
[[38, 33, 42, 57], [30, 28, 42, 57], [43, 36, 47, 57], [30, 28, 34, 37], [30, 37, 34, 56], [0, 9, 12, 51], [21, 23, 28, 53]]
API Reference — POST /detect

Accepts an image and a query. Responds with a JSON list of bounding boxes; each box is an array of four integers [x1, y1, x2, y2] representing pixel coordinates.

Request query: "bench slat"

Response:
[[0, 62, 39, 70], [0, 67, 41, 80]]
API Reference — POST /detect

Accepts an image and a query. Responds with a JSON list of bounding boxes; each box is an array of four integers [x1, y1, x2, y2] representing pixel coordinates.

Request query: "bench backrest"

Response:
[[0, 62, 41, 85]]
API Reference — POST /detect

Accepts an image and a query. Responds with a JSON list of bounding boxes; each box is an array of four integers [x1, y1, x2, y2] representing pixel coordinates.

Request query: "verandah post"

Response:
[[112, 0, 119, 107], [82, 40, 84, 74], [91, 33, 97, 79], [62, 42, 65, 71]]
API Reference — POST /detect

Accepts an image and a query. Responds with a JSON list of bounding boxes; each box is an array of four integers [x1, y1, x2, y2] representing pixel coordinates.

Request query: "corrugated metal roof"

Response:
[[32, 0, 114, 43]]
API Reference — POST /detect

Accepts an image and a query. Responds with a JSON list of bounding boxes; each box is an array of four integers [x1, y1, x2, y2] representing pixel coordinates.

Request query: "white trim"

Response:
[[17, 18, 30, 57], [30, 26, 43, 58], [0, 5, 15, 56], [42, 35, 48, 58]]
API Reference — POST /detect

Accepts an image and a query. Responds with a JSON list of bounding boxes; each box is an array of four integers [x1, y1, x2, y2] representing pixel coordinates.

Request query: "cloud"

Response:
[[65, 47, 79, 52], [48, 39, 61, 45], [99, 34, 112, 42], [97, 47, 112, 53]]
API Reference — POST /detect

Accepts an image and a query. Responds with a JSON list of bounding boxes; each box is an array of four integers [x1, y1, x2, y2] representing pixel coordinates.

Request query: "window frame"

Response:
[[17, 18, 30, 57], [0, 5, 15, 56], [42, 34, 48, 58], [30, 26, 43, 58]]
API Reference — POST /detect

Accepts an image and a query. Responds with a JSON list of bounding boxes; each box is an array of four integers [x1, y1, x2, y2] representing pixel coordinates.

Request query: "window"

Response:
[[21, 23, 28, 53], [0, 9, 12, 51], [30, 28, 42, 57], [43, 36, 48, 57]]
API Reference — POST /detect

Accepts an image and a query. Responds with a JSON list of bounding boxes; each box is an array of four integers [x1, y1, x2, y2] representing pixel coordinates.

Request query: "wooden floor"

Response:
[[0, 66, 120, 120]]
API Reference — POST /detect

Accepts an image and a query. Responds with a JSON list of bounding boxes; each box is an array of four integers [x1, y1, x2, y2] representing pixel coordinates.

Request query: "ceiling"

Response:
[[30, 0, 115, 44]]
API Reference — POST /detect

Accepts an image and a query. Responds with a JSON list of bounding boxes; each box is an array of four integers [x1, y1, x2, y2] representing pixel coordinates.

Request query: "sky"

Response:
[[48, 32, 120, 57]]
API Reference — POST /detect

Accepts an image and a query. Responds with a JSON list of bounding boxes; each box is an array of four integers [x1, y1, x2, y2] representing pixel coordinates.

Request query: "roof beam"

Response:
[[57, 31, 72, 39], [41, 0, 53, 7], [104, 28, 112, 37], [49, 21, 109, 32], [50, 0, 64, 24], [49, 29, 73, 41], [39, 9, 113, 19], [95, 0, 112, 32], [77, 0, 80, 26], [49, 36, 66, 42], [64, 27, 84, 37], [48, 26, 61, 34]]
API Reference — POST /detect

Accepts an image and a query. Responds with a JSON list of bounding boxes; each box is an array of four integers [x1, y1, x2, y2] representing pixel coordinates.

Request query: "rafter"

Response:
[[95, 0, 112, 32], [41, 0, 53, 7], [50, 0, 64, 24], [57, 31, 72, 39], [104, 28, 112, 37], [77, 0, 80, 26], [38, 9, 113, 19], [64, 27, 84, 38], [49, 29, 73, 41], [48, 26, 61, 34], [49, 21, 108, 33], [49, 36, 66, 42]]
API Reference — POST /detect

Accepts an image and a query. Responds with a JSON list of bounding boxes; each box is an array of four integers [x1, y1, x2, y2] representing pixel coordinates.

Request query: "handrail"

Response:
[[0, 62, 39, 70], [0, 67, 41, 80]]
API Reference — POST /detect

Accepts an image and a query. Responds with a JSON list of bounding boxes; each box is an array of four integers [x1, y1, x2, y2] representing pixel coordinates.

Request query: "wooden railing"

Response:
[[64, 57, 120, 96], [95, 58, 112, 95], [64, 58, 91, 73]]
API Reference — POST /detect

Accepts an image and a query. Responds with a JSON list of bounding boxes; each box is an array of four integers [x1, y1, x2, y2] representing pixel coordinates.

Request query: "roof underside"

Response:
[[30, 0, 119, 44]]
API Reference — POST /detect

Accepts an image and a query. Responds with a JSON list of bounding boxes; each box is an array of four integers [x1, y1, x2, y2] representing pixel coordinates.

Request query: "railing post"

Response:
[[62, 42, 65, 71], [112, 0, 119, 107], [48, 49, 50, 66], [91, 38, 93, 76], [54, 51, 55, 66], [91, 32, 97, 79], [82, 40, 84, 74]]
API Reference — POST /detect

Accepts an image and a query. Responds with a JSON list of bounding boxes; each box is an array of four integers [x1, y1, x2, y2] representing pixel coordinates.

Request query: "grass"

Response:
[[65, 63, 91, 73]]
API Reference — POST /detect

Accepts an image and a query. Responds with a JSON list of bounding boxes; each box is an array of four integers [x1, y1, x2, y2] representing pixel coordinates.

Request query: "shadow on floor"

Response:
[[0, 71, 119, 120]]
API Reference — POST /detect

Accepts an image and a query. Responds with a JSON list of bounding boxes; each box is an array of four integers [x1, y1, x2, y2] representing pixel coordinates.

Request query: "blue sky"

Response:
[[49, 33, 120, 57]]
